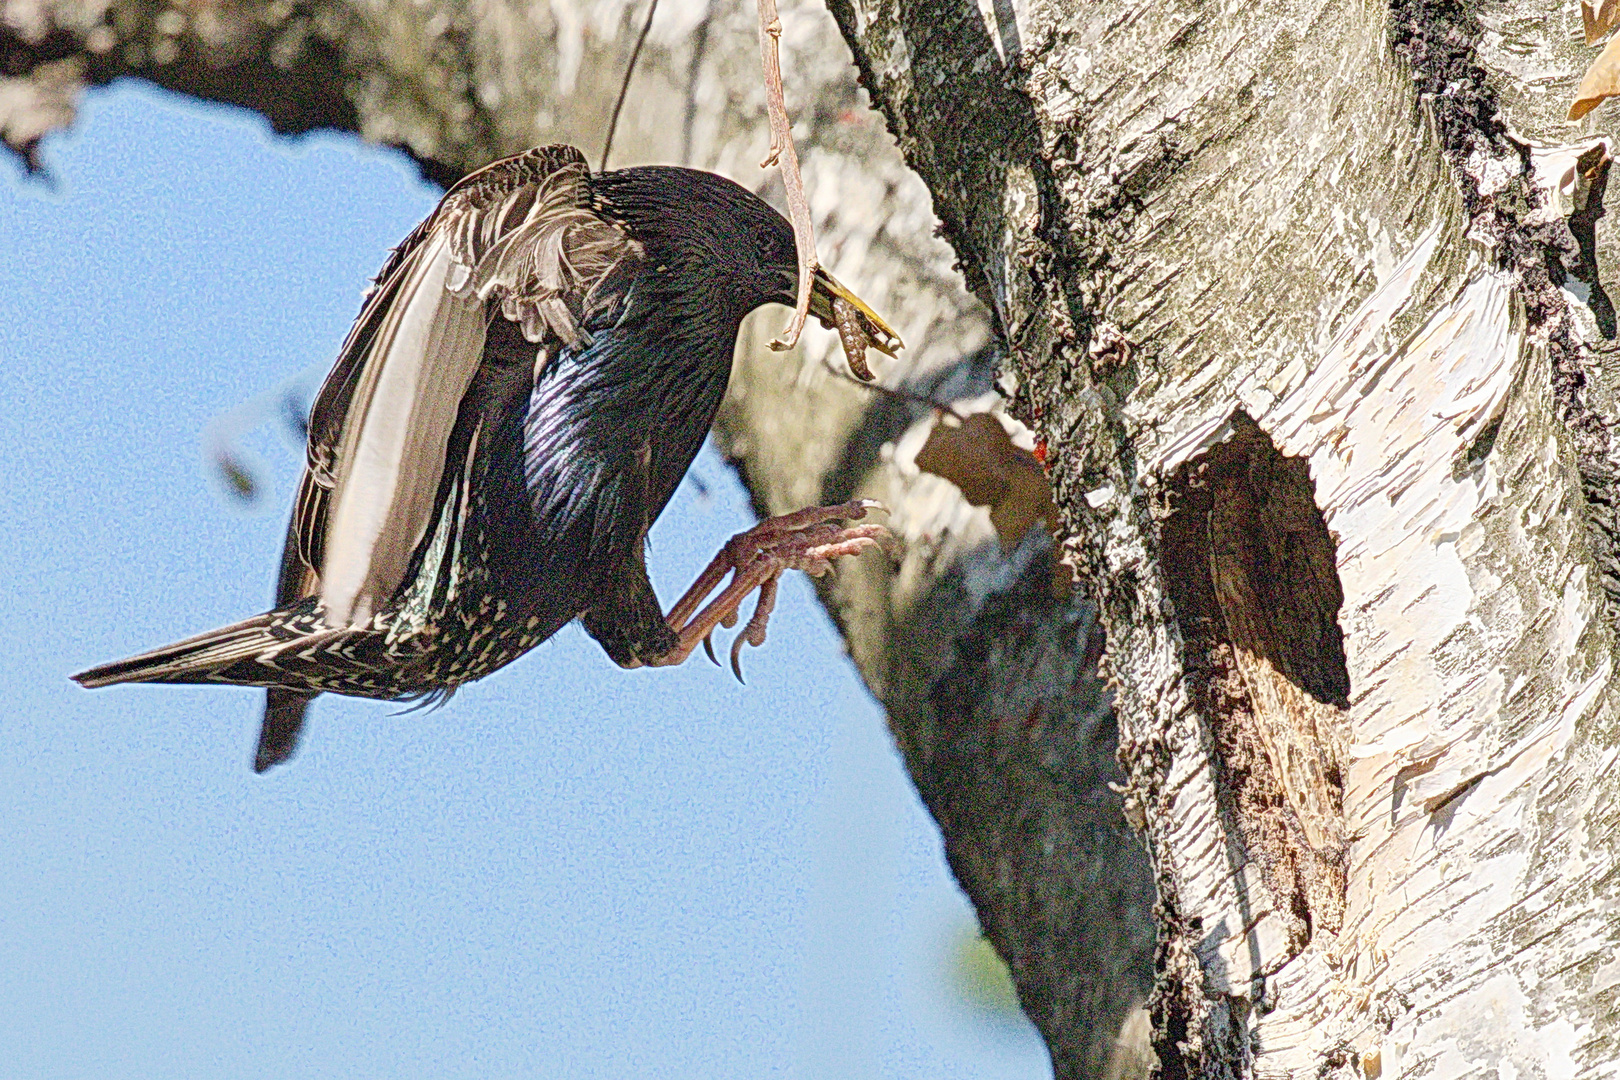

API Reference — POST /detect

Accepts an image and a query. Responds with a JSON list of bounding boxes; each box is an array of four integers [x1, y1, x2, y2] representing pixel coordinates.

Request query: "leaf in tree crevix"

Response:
[[1584, 0, 1620, 44], [1571, 31, 1620, 119], [914, 411, 1061, 559]]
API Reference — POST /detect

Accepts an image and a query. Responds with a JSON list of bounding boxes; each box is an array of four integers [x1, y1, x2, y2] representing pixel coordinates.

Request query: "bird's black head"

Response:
[[592, 165, 801, 315], [591, 163, 901, 375]]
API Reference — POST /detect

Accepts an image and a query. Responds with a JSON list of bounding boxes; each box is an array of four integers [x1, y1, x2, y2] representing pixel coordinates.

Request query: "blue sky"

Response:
[[0, 82, 1047, 1078]]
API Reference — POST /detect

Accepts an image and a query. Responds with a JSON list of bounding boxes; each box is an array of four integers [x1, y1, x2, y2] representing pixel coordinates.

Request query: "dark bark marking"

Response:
[[1391, 0, 1620, 623], [1147, 884, 1206, 1080], [1563, 145, 1615, 342]]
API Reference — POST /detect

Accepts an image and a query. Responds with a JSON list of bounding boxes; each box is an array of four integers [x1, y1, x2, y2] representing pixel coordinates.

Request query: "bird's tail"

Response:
[[72, 613, 282, 690], [256, 688, 316, 773]]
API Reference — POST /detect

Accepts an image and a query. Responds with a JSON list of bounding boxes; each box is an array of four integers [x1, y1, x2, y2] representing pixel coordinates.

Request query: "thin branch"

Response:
[[680, 0, 719, 165], [755, 0, 817, 351], [601, 0, 662, 172]]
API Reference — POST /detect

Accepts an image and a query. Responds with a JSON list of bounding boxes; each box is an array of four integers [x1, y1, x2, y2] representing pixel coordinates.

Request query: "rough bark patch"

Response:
[[1392, 0, 1620, 619], [1160, 413, 1350, 949], [1, 8, 365, 171], [873, 524, 1155, 1080]]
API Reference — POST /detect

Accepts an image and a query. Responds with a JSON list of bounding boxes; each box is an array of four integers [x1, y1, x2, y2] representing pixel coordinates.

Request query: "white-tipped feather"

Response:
[[320, 232, 488, 627]]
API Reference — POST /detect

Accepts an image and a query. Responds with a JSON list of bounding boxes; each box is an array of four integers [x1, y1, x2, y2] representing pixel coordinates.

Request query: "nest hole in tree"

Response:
[[1158, 411, 1351, 948]]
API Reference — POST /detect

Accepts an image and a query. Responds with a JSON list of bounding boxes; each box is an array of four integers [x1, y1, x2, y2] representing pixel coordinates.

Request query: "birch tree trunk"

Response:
[[10, 0, 1617, 1074], [2, 0, 1156, 1076], [827, 0, 1620, 1074]]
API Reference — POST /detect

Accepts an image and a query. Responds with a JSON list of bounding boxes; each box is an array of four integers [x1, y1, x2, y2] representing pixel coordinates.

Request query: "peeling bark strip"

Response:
[[1161, 414, 1350, 947], [1391, 0, 1620, 620]]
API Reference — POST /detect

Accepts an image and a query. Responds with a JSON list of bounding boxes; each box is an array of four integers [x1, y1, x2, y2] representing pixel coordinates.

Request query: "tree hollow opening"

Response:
[[1159, 411, 1351, 943]]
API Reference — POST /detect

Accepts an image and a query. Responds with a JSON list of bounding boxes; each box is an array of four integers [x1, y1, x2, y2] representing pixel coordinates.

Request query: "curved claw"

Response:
[[728, 575, 779, 684], [655, 501, 893, 675]]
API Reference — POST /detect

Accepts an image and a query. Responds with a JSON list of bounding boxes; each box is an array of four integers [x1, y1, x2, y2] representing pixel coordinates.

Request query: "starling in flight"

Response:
[[74, 144, 900, 771]]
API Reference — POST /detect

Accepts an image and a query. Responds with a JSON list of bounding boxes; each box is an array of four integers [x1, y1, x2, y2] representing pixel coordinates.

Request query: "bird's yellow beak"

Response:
[[808, 268, 903, 381]]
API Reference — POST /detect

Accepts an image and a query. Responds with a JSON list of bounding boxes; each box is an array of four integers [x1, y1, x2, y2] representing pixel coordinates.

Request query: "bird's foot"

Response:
[[649, 499, 891, 680]]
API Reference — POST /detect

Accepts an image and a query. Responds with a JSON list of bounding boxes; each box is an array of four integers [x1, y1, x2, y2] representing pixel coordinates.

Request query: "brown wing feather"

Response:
[[442, 145, 642, 345]]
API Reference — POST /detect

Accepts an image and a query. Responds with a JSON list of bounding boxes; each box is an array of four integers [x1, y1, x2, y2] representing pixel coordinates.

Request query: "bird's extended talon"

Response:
[[728, 575, 780, 682], [654, 501, 893, 672]]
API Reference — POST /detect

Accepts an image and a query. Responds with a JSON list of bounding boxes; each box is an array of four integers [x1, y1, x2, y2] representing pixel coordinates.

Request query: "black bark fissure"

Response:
[[1562, 145, 1615, 341], [1391, 0, 1620, 620]]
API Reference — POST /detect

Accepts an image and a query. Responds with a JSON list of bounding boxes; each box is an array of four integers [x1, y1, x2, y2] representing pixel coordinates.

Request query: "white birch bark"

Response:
[[828, 0, 1620, 1074]]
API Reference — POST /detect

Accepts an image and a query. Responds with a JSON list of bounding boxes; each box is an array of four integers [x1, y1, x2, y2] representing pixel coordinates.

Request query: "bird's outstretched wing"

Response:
[[244, 145, 643, 770], [288, 145, 644, 629]]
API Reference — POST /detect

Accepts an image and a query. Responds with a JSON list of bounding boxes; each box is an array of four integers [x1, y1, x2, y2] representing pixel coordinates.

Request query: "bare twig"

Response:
[[601, 0, 661, 172], [204, 366, 322, 506], [755, 0, 817, 351], [680, 0, 718, 165]]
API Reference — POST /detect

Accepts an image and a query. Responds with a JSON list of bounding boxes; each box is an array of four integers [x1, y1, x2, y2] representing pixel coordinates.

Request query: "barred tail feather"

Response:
[[71, 614, 282, 689]]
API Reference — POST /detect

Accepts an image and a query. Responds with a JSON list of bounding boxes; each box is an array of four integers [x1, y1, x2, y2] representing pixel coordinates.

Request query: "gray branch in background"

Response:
[[1, 0, 1156, 1075]]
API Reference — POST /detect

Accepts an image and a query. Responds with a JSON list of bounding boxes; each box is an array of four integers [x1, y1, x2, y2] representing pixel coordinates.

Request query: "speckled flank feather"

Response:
[[73, 145, 807, 770]]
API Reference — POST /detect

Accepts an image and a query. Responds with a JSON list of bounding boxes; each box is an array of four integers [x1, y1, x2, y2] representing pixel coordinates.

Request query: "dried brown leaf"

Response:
[[1571, 33, 1620, 119], [1584, 0, 1620, 45], [914, 412, 1056, 552]]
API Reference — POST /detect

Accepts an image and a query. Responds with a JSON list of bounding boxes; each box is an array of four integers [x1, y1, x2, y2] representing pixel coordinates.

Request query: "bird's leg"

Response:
[[648, 499, 890, 679]]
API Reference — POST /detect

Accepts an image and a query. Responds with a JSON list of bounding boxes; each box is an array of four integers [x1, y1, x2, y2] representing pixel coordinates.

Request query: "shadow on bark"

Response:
[[798, 349, 1159, 1080]]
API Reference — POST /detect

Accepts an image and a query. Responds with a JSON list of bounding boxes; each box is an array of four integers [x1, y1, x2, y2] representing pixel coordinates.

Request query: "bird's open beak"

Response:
[[807, 268, 903, 377]]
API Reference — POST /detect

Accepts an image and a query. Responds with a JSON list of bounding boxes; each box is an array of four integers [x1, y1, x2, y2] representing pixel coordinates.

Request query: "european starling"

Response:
[[73, 144, 900, 771]]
